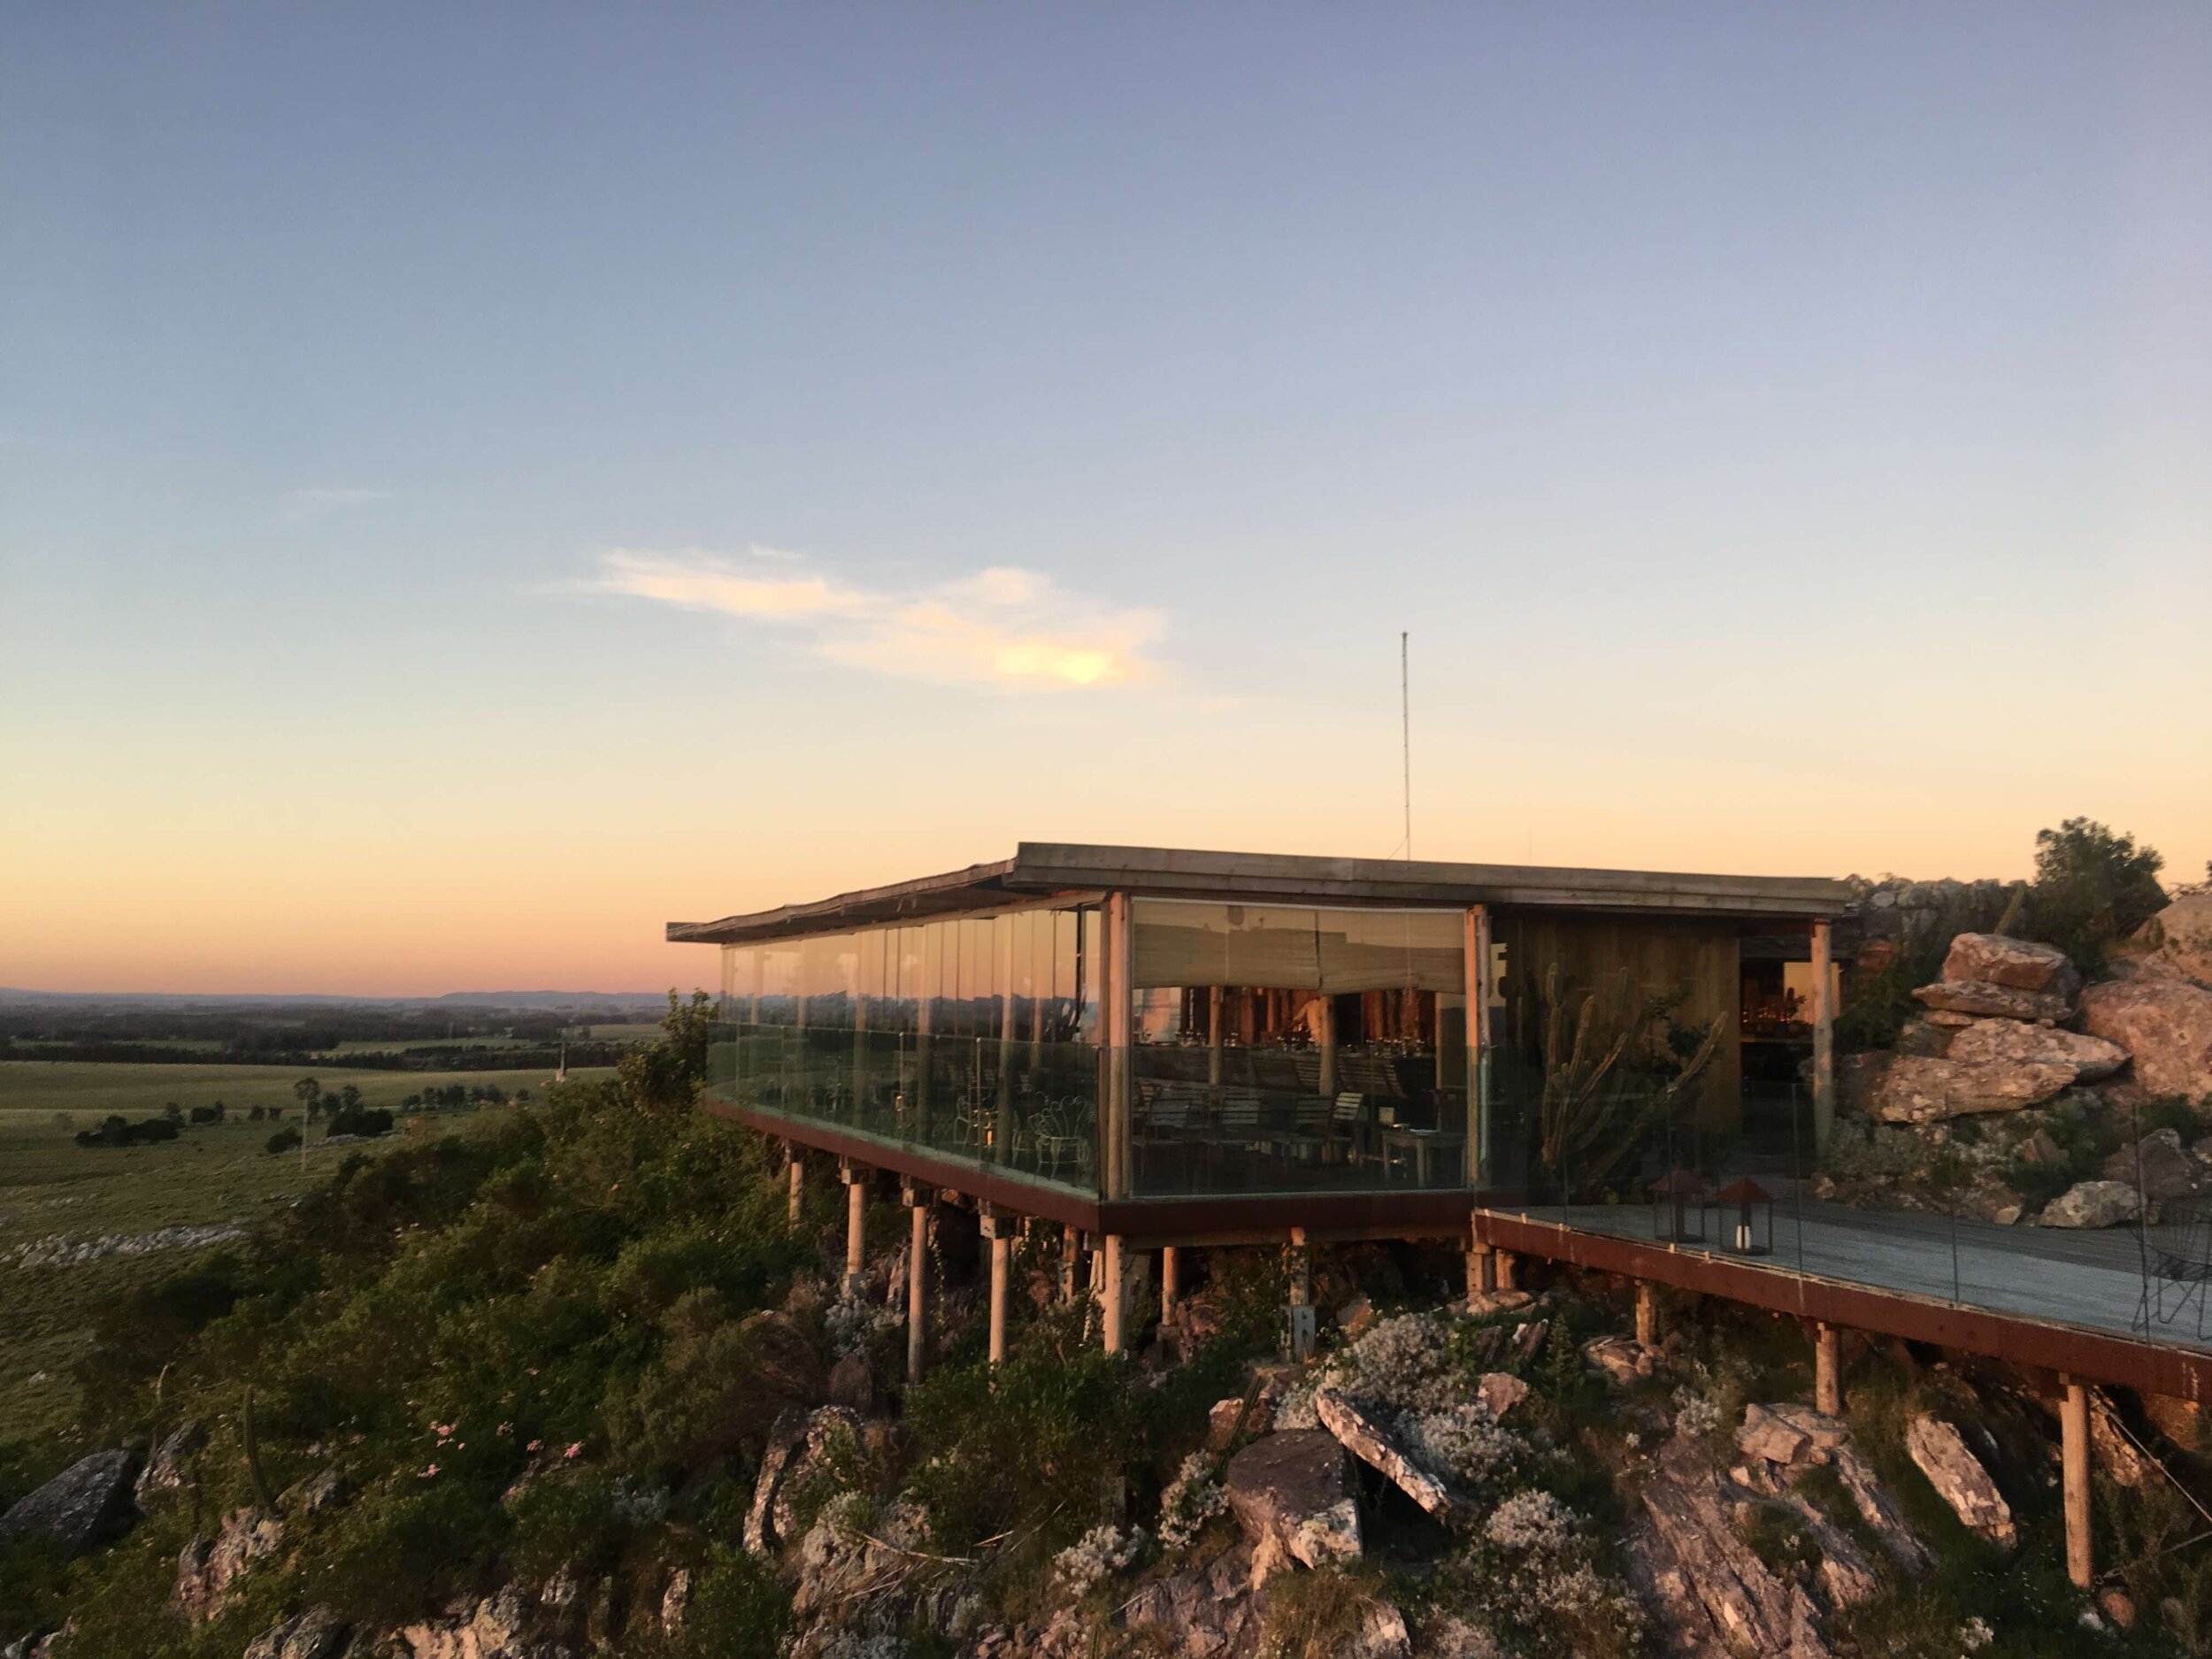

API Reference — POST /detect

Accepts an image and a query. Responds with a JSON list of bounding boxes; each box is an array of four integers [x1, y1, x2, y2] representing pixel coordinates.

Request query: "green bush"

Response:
[[673, 1545, 794, 1657], [2026, 818, 2168, 974]]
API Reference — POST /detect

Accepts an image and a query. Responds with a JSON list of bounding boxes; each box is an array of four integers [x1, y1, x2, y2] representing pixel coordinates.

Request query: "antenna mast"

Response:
[[1400, 631, 1411, 862]]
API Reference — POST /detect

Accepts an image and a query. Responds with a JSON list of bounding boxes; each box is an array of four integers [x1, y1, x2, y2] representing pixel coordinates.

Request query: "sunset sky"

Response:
[[4, 5, 2208, 996]]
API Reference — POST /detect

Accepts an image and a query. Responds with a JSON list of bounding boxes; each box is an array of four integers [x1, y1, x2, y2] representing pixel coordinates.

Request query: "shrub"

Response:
[[326, 1105, 396, 1139], [266, 1126, 303, 1156], [2027, 818, 2167, 972], [673, 1544, 794, 1656]]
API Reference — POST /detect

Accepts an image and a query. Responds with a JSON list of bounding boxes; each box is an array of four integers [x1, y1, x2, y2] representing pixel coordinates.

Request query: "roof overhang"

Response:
[[667, 842, 1853, 946]]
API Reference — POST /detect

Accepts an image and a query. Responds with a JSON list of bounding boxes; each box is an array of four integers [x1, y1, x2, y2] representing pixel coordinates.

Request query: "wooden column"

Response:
[[1811, 918, 1835, 1156], [903, 1184, 930, 1384], [841, 1162, 868, 1294], [1160, 1246, 1179, 1326], [1815, 1323, 1841, 1417], [1317, 995, 1337, 1100], [787, 1148, 803, 1231], [1208, 987, 1224, 1087], [982, 1210, 1012, 1366], [1061, 1223, 1080, 1302], [1494, 1248, 1517, 1292], [1467, 1225, 1494, 1300], [2062, 1377, 2093, 1589], [1635, 1283, 1657, 1351], [1102, 1234, 1126, 1354]]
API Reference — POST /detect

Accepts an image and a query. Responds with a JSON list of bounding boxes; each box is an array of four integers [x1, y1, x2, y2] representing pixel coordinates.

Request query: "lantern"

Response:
[[1652, 1167, 1712, 1244], [1716, 1176, 1774, 1256]]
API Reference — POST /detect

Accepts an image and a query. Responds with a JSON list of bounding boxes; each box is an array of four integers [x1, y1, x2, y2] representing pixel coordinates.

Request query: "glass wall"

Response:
[[710, 904, 1103, 1194], [1126, 899, 1471, 1195]]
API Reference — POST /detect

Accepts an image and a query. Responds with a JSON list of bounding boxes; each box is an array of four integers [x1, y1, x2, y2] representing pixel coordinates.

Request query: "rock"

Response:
[[1904, 1416, 2016, 1546], [2122, 896, 2212, 988], [825, 1348, 874, 1411], [1834, 1051, 1896, 1114], [1509, 1318, 1551, 1366], [0, 1448, 142, 1560], [1924, 1009, 1977, 1028], [2016, 1129, 2066, 1164], [1865, 1055, 2075, 1122], [1913, 980, 2075, 1022], [1767, 1404, 1849, 1455], [173, 1506, 284, 1621], [1462, 1288, 1534, 1317], [1632, 1443, 1834, 1659], [242, 1606, 349, 1659], [1207, 1396, 1254, 1452], [1585, 1335, 1655, 1386], [2104, 1129, 2202, 1202], [2039, 1179, 2143, 1229], [1942, 934, 2081, 998], [1476, 1373, 1529, 1420], [1335, 1293, 1377, 1337], [1348, 1601, 1413, 1659], [1775, 1492, 1884, 1608], [280, 1466, 353, 1517], [1222, 1430, 1361, 1572], [1313, 1386, 1455, 1518], [1828, 1443, 1931, 1572], [1736, 1404, 1812, 1467], [2080, 979, 2212, 1104], [659, 1567, 691, 1638], [1948, 1019, 2130, 1082], [135, 1419, 207, 1502], [1897, 1019, 1954, 1057], [743, 1407, 808, 1555], [393, 1586, 541, 1659], [768, 1406, 864, 1545], [2101, 1587, 2139, 1629]]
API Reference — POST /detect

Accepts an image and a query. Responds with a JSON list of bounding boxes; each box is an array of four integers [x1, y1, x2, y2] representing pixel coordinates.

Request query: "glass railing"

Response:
[[707, 1022, 1104, 1195]]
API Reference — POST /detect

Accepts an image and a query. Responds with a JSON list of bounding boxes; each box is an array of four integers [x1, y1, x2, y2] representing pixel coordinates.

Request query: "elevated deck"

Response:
[[1477, 1199, 2212, 1403]]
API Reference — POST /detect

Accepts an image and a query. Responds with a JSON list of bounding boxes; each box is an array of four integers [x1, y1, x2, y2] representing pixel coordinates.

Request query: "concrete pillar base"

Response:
[[840, 1161, 868, 1295]]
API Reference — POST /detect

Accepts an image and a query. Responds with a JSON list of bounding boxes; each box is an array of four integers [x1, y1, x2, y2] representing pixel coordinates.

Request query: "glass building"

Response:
[[675, 843, 1850, 1233]]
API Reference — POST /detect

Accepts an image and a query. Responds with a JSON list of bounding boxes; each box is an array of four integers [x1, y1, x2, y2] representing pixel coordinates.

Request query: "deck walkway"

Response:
[[1479, 1195, 2212, 1401]]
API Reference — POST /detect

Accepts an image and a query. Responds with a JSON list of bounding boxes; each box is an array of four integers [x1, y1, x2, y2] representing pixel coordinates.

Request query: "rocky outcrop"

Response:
[[1912, 980, 2074, 1023], [0, 1448, 141, 1560], [1223, 1430, 1361, 1577], [242, 1607, 349, 1659], [1942, 934, 2081, 999], [1585, 1335, 1656, 1386], [2119, 896, 2212, 987], [1314, 1387, 1455, 1518], [1476, 1372, 1529, 1420], [173, 1506, 284, 1621], [2039, 1179, 2145, 1230], [1904, 1416, 2016, 1546], [1120, 1540, 1266, 1655], [2102, 1129, 2204, 1202], [2080, 979, 2212, 1104], [135, 1419, 206, 1502], [1863, 1054, 2076, 1122], [391, 1586, 566, 1659], [768, 1406, 864, 1547], [1727, 1404, 1929, 1575], [1946, 1018, 2129, 1082], [743, 1408, 808, 1556], [1632, 1441, 1833, 1659]]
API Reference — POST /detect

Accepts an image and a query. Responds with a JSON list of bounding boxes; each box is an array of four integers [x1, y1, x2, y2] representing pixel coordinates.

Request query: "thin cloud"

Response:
[[590, 549, 1164, 691]]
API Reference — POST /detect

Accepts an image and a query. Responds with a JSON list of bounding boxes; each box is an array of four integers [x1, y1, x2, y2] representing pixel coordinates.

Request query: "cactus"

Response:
[[242, 1385, 275, 1510]]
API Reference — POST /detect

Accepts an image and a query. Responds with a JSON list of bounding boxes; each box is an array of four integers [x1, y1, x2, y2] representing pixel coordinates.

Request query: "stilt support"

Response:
[[902, 1181, 930, 1384], [981, 1209, 1012, 1366], [1286, 1228, 1316, 1361], [786, 1148, 804, 1231], [2062, 1376, 2093, 1590], [1635, 1282, 1657, 1352], [1815, 1323, 1841, 1417], [1102, 1234, 1126, 1354], [1061, 1224, 1079, 1302], [840, 1160, 868, 1296], [1160, 1246, 1179, 1328], [1494, 1249, 1517, 1292]]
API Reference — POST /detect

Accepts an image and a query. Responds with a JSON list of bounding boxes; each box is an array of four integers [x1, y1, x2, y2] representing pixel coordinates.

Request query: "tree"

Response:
[[337, 1083, 363, 1113], [294, 1077, 323, 1123], [162, 1102, 183, 1124], [2029, 818, 2168, 971]]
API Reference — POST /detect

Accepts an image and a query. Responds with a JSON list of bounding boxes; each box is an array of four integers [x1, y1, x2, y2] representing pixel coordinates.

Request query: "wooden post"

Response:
[[841, 1161, 868, 1295], [1102, 1234, 1125, 1354], [2062, 1377, 2093, 1589], [1467, 1230, 1495, 1300], [1494, 1249, 1517, 1292], [1160, 1246, 1179, 1326], [1062, 1223, 1079, 1302], [1815, 1323, 1841, 1417], [904, 1185, 930, 1384], [1286, 1227, 1315, 1361], [1635, 1283, 1656, 1351], [787, 1148, 803, 1231], [982, 1210, 1011, 1366], [1811, 918, 1835, 1156], [1464, 905, 1492, 1187]]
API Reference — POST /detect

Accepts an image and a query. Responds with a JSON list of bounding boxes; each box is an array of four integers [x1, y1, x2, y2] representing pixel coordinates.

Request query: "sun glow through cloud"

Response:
[[590, 549, 1164, 691]]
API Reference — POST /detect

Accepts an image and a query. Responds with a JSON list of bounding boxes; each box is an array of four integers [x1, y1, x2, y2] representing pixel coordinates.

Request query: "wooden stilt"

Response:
[[1160, 1246, 1179, 1326], [1815, 1323, 1841, 1417], [841, 1162, 867, 1295], [2062, 1377, 2093, 1590], [904, 1185, 929, 1384], [1102, 1234, 1125, 1354], [983, 1211, 1011, 1366], [787, 1148, 803, 1231], [1636, 1282, 1656, 1351], [1494, 1249, 1517, 1292]]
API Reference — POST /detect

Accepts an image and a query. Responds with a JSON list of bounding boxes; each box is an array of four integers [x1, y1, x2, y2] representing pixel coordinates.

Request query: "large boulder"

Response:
[[0, 1448, 141, 1561], [135, 1420, 206, 1503], [1942, 934, 2081, 999], [2079, 980, 2212, 1104], [1223, 1430, 1361, 1573], [2120, 896, 2212, 987], [242, 1607, 349, 1659], [2102, 1129, 2203, 1203], [1864, 1056, 2074, 1123], [1913, 980, 2075, 1022], [1313, 1387, 1455, 1518], [1947, 1019, 2129, 1082], [173, 1506, 284, 1622], [1903, 1417, 2016, 1546], [2039, 1180, 2143, 1230]]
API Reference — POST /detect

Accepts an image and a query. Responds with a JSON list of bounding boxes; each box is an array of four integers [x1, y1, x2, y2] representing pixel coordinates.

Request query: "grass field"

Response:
[[0, 1061, 614, 1445]]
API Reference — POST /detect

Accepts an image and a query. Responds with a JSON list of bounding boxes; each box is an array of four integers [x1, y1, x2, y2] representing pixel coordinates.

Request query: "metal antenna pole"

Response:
[[1400, 631, 1411, 862]]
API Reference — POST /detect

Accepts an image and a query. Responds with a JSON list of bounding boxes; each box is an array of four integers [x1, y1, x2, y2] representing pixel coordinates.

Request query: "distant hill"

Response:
[[0, 988, 675, 1013]]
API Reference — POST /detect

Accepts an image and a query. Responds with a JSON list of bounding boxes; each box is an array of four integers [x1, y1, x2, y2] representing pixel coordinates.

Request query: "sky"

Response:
[[3, 4, 2208, 996]]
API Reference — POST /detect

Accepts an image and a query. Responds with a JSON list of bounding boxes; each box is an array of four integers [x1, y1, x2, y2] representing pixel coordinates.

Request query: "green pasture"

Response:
[[0, 1062, 612, 1441]]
